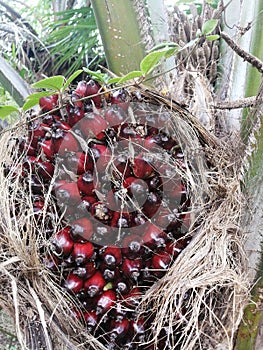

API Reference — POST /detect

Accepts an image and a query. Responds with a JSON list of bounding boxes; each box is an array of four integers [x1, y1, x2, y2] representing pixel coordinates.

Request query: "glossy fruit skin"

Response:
[[121, 258, 142, 281], [70, 217, 93, 241], [56, 181, 80, 204], [143, 224, 168, 250], [77, 171, 95, 196], [96, 290, 116, 315], [100, 247, 122, 268], [83, 311, 98, 332], [84, 271, 106, 297], [151, 251, 172, 278], [52, 227, 74, 257], [63, 272, 83, 294], [39, 94, 58, 112], [18, 78, 192, 349], [73, 261, 96, 279], [72, 241, 94, 265]]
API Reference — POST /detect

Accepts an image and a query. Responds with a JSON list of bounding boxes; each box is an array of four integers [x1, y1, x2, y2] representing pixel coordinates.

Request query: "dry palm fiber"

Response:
[[0, 83, 248, 350]]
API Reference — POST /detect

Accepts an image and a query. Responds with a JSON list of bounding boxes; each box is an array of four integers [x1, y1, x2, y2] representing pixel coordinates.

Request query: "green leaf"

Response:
[[63, 69, 83, 91], [206, 34, 220, 41], [149, 42, 179, 52], [26, 91, 56, 100], [140, 49, 173, 75], [107, 77, 122, 84], [202, 19, 218, 35], [118, 71, 143, 84], [0, 105, 19, 119], [22, 98, 40, 111], [83, 68, 107, 84], [32, 75, 65, 91]]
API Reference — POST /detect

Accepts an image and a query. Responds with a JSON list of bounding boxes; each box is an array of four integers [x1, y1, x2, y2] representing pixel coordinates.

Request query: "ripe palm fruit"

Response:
[[17, 76, 192, 349], [84, 271, 106, 297]]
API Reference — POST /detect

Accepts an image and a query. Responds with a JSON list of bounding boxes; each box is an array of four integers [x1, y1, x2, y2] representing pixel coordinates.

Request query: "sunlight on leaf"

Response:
[[22, 99, 40, 111], [32, 75, 65, 91], [206, 34, 220, 41], [202, 19, 218, 35], [0, 105, 19, 119], [63, 70, 83, 91], [118, 71, 143, 84], [140, 49, 176, 75]]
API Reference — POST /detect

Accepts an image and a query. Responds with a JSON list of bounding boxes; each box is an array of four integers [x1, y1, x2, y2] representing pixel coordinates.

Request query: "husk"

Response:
[[0, 86, 249, 350]]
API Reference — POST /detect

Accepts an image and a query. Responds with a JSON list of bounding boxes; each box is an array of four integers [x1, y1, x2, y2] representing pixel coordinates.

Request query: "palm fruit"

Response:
[[15, 76, 192, 349]]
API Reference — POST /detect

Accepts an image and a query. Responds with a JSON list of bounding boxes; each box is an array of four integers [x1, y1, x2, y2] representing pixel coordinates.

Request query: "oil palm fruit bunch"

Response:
[[13, 76, 192, 349]]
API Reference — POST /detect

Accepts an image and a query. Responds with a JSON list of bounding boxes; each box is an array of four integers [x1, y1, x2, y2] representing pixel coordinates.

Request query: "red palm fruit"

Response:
[[153, 206, 175, 229], [86, 79, 101, 107], [43, 253, 61, 272], [132, 153, 155, 179], [75, 81, 88, 97], [92, 224, 114, 245], [96, 290, 116, 315], [78, 152, 94, 173], [77, 171, 95, 196], [151, 251, 172, 276], [39, 94, 58, 112], [42, 114, 60, 126], [159, 132, 177, 150], [77, 113, 108, 139], [122, 234, 144, 259], [109, 318, 130, 343], [84, 271, 105, 297], [63, 272, 83, 294], [70, 217, 93, 241], [143, 224, 168, 249], [71, 93, 84, 110], [41, 139, 55, 160], [68, 107, 85, 126], [131, 318, 145, 342], [100, 264, 115, 281], [53, 120, 71, 131], [104, 105, 126, 127], [83, 311, 98, 333], [28, 121, 49, 148], [144, 134, 161, 151], [90, 144, 111, 172], [90, 202, 113, 224], [19, 140, 37, 156], [113, 302, 128, 323], [147, 174, 162, 191], [166, 239, 188, 258], [111, 212, 131, 228], [131, 212, 148, 227], [113, 154, 133, 180], [142, 191, 161, 218], [121, 258, 142, 281], [80, 196, 97, 214], [34, 161, 54, 180], [72, 261, 96, 279], [56, 181, 80, 204], [114, 279, 131, 295], [100, 246, 122, 267], [111, 89, 129, 110], [122, 287, 141, 308], [56, 131, 79, 156], [51, 227, 73, 257], [71, 241, 94, 265], [123, 177, 148, 198], [119, 123, 137, 139]]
